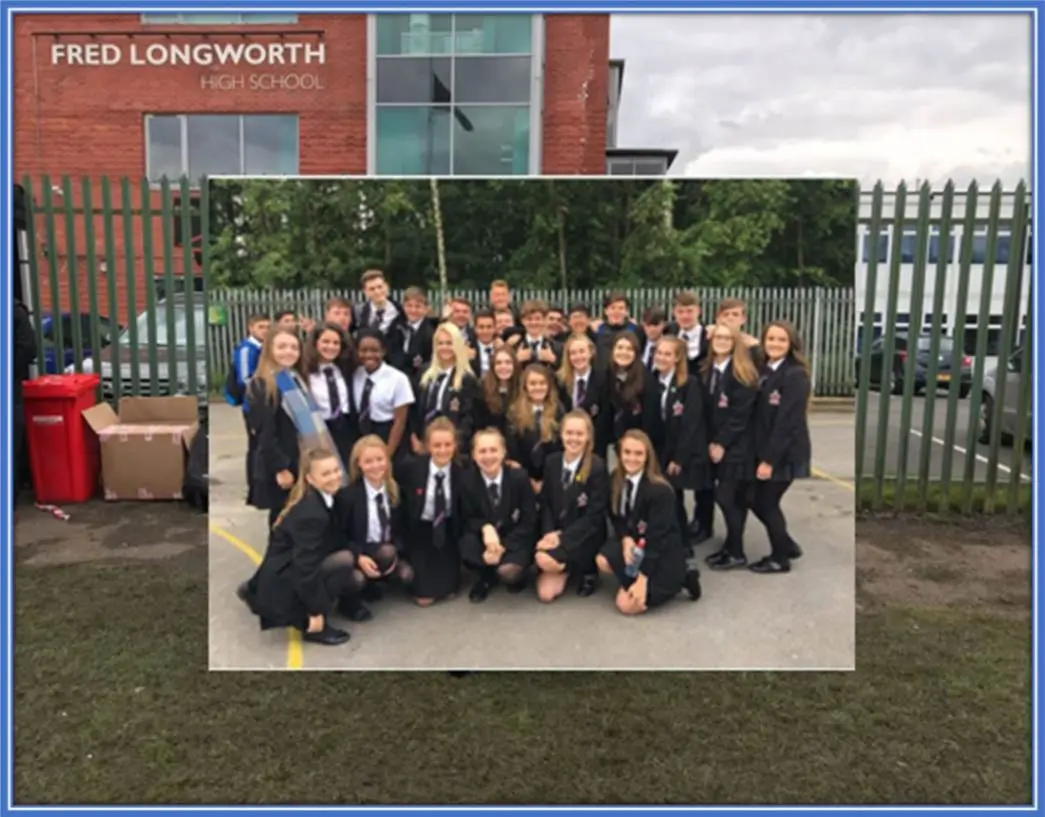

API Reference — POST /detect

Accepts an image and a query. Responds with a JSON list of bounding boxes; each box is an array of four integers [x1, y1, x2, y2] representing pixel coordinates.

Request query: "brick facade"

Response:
[[14, 13, 609, 323]]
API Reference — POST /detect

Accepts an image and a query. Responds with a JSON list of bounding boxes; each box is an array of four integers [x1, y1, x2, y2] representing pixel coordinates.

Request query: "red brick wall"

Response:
[[541, 14, 610, 175], [14, 13, 607, 323]]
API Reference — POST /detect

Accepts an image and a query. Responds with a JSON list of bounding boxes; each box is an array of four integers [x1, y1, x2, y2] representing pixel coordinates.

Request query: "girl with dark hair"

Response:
[[350, 328, 415, 463], [304, 322, 357, 467], [606, 331, 653, 454], [475, 346, 520, 436]]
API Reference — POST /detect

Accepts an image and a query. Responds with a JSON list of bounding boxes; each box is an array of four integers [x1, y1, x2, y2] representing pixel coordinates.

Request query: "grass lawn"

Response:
[[13, 513, 1032, 805]]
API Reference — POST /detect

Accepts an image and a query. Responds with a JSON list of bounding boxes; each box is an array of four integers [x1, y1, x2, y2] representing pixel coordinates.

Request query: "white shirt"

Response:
[[572, 369, 590, 407], [643, 341, 657, 368], [366, 300, 399, 333], [308, 364, 350, 421], [319, 490, 335, 509], [561, 455, 582, 484], [352, 363, 415, 422], [524, 335, 545, 353], [364, 479, 388, 543], [659, 371, 673, 413], [476, 343, 496, 374], [422, 461, 453, 521], [483, 469, 503, 496], [620, 474, 641, 516], [767, 357, 784, 371], [678, 325, 703, 360], [428, 367, 454, 409]]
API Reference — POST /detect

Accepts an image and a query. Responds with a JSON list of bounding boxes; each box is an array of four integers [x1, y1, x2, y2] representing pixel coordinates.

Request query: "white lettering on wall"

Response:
[[51, 41, 326, 67]]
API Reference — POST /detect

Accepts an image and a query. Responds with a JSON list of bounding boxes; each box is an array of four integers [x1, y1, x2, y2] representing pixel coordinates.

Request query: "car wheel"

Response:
[[978, 395, 993, 444]]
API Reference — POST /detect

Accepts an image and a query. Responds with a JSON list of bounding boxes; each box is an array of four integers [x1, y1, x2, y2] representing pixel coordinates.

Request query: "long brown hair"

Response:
[[509, 364, 561, 442], [273, 446, 338, 529], [303, 322, 355, 376], [760, 319, 812, 412], [701, 324, 759, 388], [608, 331, 644, 407], [254, 328, 304, 405], [610, 429, 669, 512], [556, 333, 597, 390], [559, 409, 595, 484], [481, 346, 519, 415], [348, 434, 400, 507]]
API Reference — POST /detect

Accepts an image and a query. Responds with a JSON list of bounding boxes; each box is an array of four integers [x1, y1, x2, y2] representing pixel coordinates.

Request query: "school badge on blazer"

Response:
[[511, 508, 520, 522], [637, 521, 647, 535], [769, 390, 782, 406], [413, 355, 423, 369], [718, 393, 729, 409], [590, 404, 598, 416], [576, 492, 588, 507], [449, 397, 459, 412], [672, 401, 684, 416]]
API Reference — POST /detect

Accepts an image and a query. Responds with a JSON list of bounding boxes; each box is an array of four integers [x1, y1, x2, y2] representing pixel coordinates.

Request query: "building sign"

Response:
[[50, 41, 326, 68]]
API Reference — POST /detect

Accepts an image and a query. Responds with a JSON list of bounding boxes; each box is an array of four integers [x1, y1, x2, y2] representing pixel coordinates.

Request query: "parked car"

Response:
[[856, 333, 972, 397], [978, 348, 1032, 445], [39, 311, 120, 373], [73, 297, 208, 418]]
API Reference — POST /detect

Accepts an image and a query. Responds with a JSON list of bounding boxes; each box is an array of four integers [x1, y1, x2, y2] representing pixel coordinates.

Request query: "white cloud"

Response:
[[609, 13, 1031, 186]]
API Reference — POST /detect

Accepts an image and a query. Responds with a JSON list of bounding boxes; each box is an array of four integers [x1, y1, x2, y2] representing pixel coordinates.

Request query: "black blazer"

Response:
[[595, 323, 645, 367], [411, 370, 479, 449], [643, 374, 706, 471], [609, 476, 688, 589], [397, 455, 466, 540], [539, 452, 609, 555], [246, 379, 300, 510], [665, 322, 709, 370], [505, 405, 564, 480], [705, 362, 757, 466], [473, 387, 512, 437], [251, 489, 345, 628], [469, 341, 500, 380], [336, 480, 406, 556], [356, 298, 404, 339], [516, 336, 563, 372], [557, 368, 611, 454], [388, 316, 436, 382], [753, 359, 812, 469], [461, 465, 537, 554], [608, 367, 655, 443]]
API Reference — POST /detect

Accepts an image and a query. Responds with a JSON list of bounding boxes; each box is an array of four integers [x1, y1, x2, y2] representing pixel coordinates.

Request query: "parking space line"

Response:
[[908, 429, 1031, 483], [209, 523, 304, 670], [811, 466, 855, 491]]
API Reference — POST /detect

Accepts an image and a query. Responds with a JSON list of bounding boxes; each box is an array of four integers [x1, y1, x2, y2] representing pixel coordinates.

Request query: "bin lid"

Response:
[[23, 373, 100, 399]]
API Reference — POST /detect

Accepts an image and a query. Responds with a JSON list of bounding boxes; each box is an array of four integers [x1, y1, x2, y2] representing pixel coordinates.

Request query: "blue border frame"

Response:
[[0, 0, 1040, 813]]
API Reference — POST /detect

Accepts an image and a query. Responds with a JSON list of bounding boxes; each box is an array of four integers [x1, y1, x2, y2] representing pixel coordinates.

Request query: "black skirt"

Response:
[[406, 520, 462, 599], [764, 461, 811, 483], [714, 459, 757, 484]]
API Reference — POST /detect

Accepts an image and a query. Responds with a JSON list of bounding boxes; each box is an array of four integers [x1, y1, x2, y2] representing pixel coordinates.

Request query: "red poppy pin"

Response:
[[718, 393, 729, 409], [769, 390, 782, 406], [672, 401, 684, 417], [449, 397, 460, 413], [416, 488, 425, 496]]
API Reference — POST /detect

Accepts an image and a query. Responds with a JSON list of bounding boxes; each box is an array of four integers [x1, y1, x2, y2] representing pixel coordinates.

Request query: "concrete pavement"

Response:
[[208, 403, 856, 672]]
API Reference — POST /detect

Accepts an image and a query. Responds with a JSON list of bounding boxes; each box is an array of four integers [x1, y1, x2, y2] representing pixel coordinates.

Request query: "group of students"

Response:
[[226, 273, 812, 647]]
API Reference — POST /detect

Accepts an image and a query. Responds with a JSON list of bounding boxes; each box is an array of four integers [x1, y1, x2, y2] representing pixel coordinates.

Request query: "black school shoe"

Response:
[[469, 578, 493, 603], [577, 573, 598, 597], [687, 520, 713, 544], [361, 583, 384, 602], [708, 552, 748, 571], [683, 569, 702, 601], [748, 556, 791, 574], [303, 625, 350, 646], [338, 596, 374, 622]]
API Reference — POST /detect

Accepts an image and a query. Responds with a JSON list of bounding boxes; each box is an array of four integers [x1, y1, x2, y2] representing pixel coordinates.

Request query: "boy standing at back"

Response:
[[714, 298, 763, 366], [225, 313, 269, 497], [356, 268, 403, 340]]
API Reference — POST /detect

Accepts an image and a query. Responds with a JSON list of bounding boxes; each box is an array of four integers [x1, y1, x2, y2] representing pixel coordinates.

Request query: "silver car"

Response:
[[978, 347, 1032, 445], [74, 298, 208, 416]]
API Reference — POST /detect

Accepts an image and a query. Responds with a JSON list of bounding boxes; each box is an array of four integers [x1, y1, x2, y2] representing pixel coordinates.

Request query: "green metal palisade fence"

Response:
[[20, 176, 1032, 514]]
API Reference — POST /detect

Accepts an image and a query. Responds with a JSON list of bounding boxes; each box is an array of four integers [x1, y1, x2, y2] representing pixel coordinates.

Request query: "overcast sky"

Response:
[[609, 14, 1030, 187]]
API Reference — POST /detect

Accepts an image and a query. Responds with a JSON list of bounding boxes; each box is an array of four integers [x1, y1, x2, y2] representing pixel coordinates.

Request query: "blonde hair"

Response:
[[556, 333, 597, 390], [610, 430, 669, 513], [655, 336, 689, 385], [273, 447, 338, 529], [509, 364, 561, 443], [425, 416, 458, 449], [701, 324, 758, 388], [348, 435, 400, 507], [254, 328, 302, 405], [420, 322, 472, 391], [471, 427, 507, 459], [560, 409, 595, 484]]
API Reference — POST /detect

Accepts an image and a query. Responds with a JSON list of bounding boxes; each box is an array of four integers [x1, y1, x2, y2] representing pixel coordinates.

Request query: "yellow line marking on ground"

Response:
[[209, 523, 303, 670], [811, 466, 855, 491]]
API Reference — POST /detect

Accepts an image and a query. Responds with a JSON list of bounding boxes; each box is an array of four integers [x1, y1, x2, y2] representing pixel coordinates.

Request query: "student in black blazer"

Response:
[[469, 309, 500, 380], [389, 287, 437, 383], [355, 269, 404, 343], [459, 428, 537, 602], [514, 299, 562, 372], [337, 434, 415, 620], [597, 430, 701, 614], [535, 410, 609, 601], [410, 322, 479, 458], [246, 329, 306, 529], [505, 363, 564, 489], [397, 418, 465, 604], [303, 323, 357, 469], [607, 331, 655, 454], [474, 346, 520, 437], [701, 325, 760, 569], [556, 333, 610, 457], [644, 336, 710, 545], [749, 320, 812, 574], [238, 447, 362, 646]]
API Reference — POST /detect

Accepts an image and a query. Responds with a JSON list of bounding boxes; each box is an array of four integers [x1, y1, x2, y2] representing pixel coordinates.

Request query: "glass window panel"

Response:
[[244, 115, 299, 175], [607, 161, 633, 175], [141, 14, 182, 23], [375, 107, 451, 175], [928, 232, 955, 264], [243, 14, 299, 23], [453, 14, 532, 54], [962, 233, 988, 264], [452, 105, 530, 175], [186, 115, 242, 179], [453, 56, 531, 104], [146, 115, 184, 182], [376, 14, 454, 55], [376, 57, 452, 104], [635, 159, 667, 175], [861, 234, 888, 263], [899, 232, 917, 264], [143, 13, 299, 24], [995, 232, 1011, 264], [179, 13, 242, 23]]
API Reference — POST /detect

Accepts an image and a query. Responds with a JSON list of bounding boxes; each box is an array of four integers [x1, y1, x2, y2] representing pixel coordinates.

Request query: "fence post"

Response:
[[810, 286, 823, 396]]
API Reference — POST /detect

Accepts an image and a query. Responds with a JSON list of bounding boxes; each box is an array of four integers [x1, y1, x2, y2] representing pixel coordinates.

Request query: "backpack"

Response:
[[225, 361, 247, 406]]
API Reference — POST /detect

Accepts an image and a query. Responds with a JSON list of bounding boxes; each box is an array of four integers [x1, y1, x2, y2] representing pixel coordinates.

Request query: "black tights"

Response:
[[364, 543, 415, 585], [751, 480, 801, 563], [715, 480, 750, 557], [468, 560, 527, 588], [317, 550, 365, 606]]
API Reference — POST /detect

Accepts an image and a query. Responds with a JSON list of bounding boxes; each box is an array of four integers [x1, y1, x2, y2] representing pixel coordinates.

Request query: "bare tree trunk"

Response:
[[662, 178, 674, 230], [430, 177, 448, 301]]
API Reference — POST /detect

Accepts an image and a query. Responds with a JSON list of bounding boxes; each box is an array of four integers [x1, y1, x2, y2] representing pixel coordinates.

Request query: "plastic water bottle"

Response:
[[625, 538, 646, 578]]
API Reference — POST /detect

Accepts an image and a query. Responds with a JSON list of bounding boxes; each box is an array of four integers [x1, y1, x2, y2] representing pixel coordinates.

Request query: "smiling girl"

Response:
[[475, 346, 520, 436], [506, 363, 564, 492], [556, 333, 610, 457], [350, 329, 415, 463], [597, 430, 701, 615], [534, 410, 609, 601], [411, 322, 479, 456], [304, 323, 356, 467], [607, 332, 653, 454], [749, 320, 812, 575]]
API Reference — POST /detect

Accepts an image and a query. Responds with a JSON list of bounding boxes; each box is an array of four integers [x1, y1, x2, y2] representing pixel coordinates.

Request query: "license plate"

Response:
[[938, 373, 952, 382]]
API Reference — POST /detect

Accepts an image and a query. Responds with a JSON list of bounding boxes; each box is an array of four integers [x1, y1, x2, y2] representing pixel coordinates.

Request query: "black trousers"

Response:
[[693, 487, 716, 533], [751, 480, 801, 563], [715, 480, 750, 557], [243, 413, 255, 489], [268, 507, 282, 529]]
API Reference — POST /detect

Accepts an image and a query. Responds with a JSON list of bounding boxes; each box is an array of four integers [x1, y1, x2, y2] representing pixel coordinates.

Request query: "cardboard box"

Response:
[[82, 396, 200, 501]]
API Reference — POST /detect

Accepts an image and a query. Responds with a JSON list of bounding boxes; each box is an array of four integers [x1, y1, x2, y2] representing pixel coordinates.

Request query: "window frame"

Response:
[[366, 13, 544, 175], [140, 13, 299, 24], [144, 113, 300, 184]]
